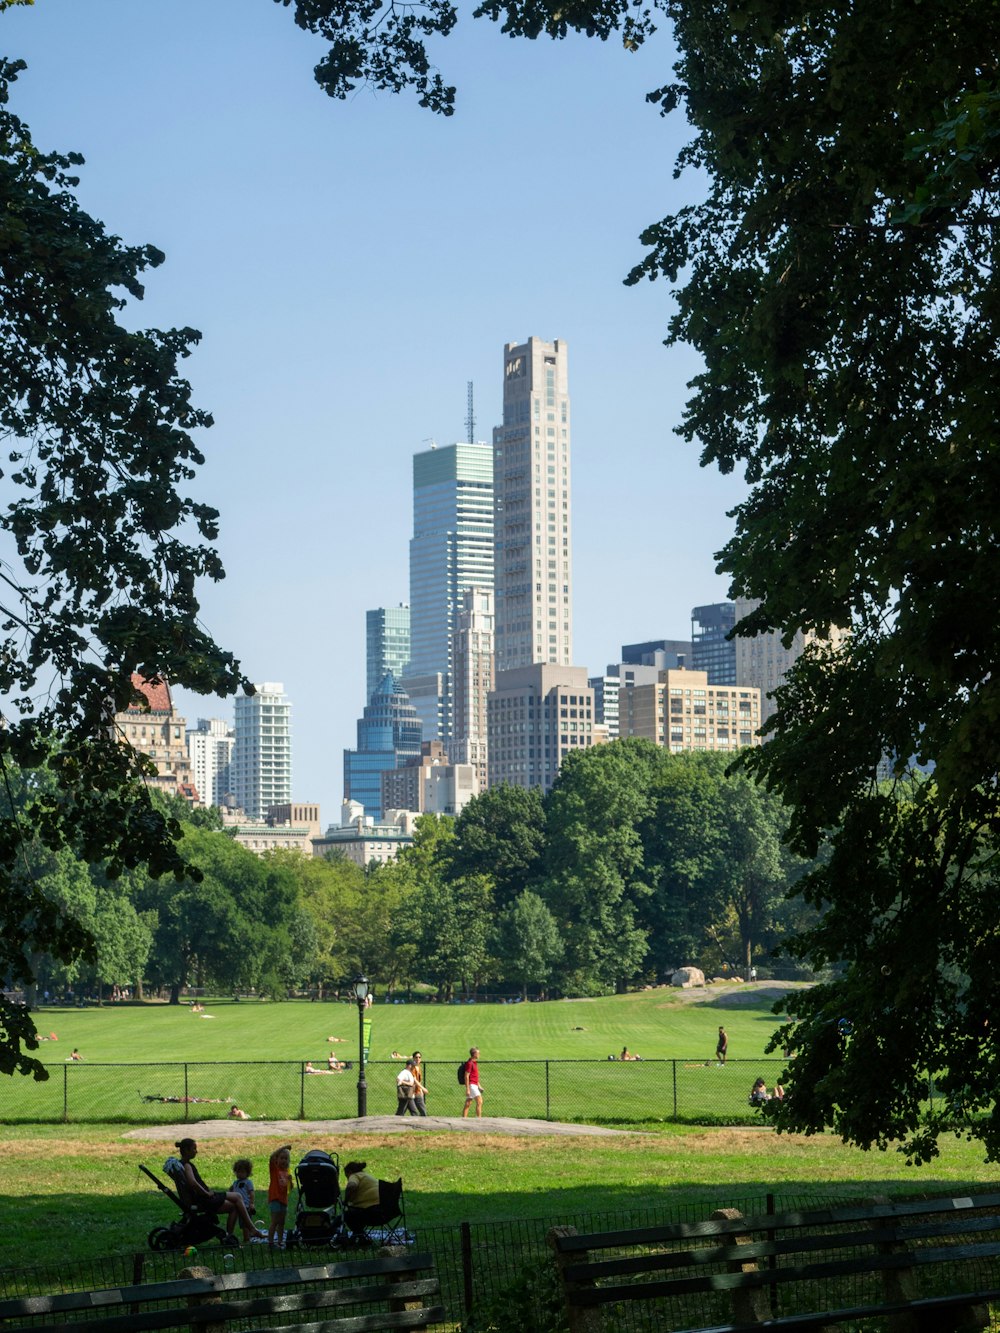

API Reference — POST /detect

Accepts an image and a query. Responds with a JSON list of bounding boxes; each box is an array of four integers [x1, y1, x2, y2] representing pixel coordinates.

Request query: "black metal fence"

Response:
[[0, 1058, 794, 1124], [1, 1189, 995, 1331]]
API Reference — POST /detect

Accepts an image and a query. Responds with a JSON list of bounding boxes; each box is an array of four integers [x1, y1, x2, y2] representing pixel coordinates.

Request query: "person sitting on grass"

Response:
[[749, 1077, 770, 1107], [228, 1104, 251, 1119]]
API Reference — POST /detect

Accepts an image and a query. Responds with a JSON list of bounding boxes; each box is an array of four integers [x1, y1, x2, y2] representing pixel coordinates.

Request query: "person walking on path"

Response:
[[716, 1027, 728, 1065], [411, 1051, 428, 1116], [395, 1060, 419, 1116], [462, 1046, 483, 1118]]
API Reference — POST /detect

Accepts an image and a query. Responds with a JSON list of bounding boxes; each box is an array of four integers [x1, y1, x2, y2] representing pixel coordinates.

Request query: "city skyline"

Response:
[[10, 1, 749, 824]]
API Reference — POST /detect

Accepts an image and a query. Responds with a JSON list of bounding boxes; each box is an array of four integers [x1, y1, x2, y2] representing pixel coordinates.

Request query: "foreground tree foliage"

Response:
[[274, 0, 1000, 1159], [0, 57, 245, 1075]]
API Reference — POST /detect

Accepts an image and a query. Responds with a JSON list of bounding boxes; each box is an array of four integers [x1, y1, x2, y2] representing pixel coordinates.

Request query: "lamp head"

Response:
[[353, 975, 369, 1003]]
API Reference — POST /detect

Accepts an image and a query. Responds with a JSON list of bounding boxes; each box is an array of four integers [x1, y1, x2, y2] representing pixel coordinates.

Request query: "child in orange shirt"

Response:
[[268, 1143, 292, 1248]]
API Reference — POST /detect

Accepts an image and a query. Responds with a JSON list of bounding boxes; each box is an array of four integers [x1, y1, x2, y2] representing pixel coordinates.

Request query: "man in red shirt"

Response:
[[462, 1046, 483, 1118]]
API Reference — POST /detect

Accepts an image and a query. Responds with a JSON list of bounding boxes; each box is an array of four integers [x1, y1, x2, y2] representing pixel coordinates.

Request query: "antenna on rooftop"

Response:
[[466, 381, 475, 444]]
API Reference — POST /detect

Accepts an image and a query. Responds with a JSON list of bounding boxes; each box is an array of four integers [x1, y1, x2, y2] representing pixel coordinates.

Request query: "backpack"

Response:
[[457, 1061, 468, 1086]]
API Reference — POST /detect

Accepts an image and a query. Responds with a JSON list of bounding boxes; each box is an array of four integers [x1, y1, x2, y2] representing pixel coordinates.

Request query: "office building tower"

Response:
[[618, 668, 762, 753], [381, 741, 478, 817], [231, 682, 292, 819], [186, 717, 236, 808], [343, 673, 422, 821], [589, 675, 620, 739], [621, 640, 691, 669], [488, 664, 594, 793], [366, 605, 410, 703], [493, 337, 573, 671], [451, 586, 494, 791], [691, 602, 737, 685], [734, 597, 847, 725], [117, 674, 199, 803], [405, 441, 494, 744]]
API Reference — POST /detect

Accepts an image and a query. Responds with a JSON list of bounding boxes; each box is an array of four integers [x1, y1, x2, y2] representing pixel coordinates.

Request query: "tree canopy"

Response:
[[0, 55, 245, 1075]]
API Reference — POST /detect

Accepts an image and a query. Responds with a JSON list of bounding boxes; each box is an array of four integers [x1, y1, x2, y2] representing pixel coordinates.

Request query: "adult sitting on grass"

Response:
[[175, 1137, 264, 1243]]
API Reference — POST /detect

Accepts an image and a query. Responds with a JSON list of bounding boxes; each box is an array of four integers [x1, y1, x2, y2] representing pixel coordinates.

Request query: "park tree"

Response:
[[446, 784, 546, 910], [0, 53, 245, 1075], [494, 889, 563, 1000], [542, 740, 660, 992]]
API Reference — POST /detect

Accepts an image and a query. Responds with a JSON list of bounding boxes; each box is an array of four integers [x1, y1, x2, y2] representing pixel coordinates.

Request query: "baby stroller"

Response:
[[140, 1157, 229, 1252], [287, 1148, 343, 1248]]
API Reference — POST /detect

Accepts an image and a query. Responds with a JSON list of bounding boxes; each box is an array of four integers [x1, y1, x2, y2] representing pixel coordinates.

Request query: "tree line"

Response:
[[12, 739, 823, 1010]]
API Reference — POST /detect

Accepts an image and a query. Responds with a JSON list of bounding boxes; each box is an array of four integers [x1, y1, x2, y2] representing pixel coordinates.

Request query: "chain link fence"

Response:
[[0, 1058, 808, 1124]]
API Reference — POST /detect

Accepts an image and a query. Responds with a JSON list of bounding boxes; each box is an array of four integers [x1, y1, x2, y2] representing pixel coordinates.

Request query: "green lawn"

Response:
[[21, 984, 790, 1064]]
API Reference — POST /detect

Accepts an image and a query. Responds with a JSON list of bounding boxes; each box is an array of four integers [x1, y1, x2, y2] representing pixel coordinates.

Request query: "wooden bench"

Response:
[[548, 1192, 1000, 1332], [0, 1251, 445, 1332]]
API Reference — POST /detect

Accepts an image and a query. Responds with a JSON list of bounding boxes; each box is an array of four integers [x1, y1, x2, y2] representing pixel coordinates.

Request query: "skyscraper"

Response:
[[734, 597, 847, 724], [186, 717, 236, 808], [405, 441, 493, 745], [492, 337, 572, 671], [451, 586, 494, 792], [691, 602, 737, 685], [231, 683, 292, 819], [366, 605, 410, 703], [343, 673, 423, 821]]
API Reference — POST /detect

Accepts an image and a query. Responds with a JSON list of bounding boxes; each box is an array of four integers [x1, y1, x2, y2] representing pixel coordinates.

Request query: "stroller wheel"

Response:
[[148, 1227, 174, 1252]]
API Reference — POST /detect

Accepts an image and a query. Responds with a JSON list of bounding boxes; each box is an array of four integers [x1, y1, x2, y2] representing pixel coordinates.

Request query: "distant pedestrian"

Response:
[[395, 1060, 419, 1116], [749, 965, 757, 982], [716, 1027, 728, 1065], [411, 1051, 428, 1116], [462, 1046, 483, 1118]]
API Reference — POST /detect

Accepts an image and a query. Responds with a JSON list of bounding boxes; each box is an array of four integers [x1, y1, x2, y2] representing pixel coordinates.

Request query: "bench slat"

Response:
[[664, 1285, 1000, 1333], [569, 1240, 1000, 1306], [564, 1213, 1000, 1283], [553, 1191, 1000, 1254], [0, 1255, 436, 1321], [241, 1308, 447, 1333]]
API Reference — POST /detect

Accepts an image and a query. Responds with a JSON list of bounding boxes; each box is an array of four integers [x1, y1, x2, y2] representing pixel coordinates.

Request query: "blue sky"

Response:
[[7, 0, 747, 823]]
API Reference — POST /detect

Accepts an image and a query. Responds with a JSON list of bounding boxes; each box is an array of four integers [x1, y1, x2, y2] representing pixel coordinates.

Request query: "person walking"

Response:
[[716, 1027, 729, 1065], [461, 1046, 483, 1118], [395, 1060, 419, 1116], [410, 1051, 428, 1116]]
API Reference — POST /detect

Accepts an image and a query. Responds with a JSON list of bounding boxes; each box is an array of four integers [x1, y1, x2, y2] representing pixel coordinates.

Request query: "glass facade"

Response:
[[691, 603, 737, 685], [406, 442, 493, 744], [366, 605, 411, 703], [343, 673, 422, 821], [231, 683, 292, 819]]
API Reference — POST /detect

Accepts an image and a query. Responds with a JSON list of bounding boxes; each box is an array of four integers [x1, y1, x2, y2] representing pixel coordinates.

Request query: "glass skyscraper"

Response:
[[343, 673, 422, 821], [691, 603, 737, 685], [366, 605, 411, 703], [405, 442, 493, 746]]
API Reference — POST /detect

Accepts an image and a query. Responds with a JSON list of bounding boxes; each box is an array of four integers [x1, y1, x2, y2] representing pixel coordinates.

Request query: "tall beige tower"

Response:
[[734, 598, 846, 725], [492, 337, 572, 672]]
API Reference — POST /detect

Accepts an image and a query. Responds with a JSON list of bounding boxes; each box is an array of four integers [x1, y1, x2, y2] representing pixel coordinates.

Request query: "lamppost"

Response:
[[354, 974, 369, 1117]]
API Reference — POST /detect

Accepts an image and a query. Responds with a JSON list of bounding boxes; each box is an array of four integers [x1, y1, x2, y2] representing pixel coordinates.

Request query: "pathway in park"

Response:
[[124, 1114, 641, 1140]]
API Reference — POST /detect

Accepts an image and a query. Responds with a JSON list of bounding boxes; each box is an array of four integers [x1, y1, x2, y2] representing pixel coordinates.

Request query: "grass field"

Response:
[[19, 982, 793, 1064], [6, 984, 993, 1310]]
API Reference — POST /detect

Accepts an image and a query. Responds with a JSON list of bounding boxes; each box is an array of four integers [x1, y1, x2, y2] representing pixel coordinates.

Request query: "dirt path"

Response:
[[123, 1114, 642, 1141]]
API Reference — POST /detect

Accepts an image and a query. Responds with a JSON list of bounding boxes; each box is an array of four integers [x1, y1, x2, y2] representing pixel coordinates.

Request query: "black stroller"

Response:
[[141, 1157, 229, 1252], [287, 1149, 343, 1248]]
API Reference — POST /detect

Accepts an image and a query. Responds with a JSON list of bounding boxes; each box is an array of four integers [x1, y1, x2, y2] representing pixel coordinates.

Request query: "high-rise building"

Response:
[[231, 682, 292, 819], [618, 668, 762, 753], [492, 337, 572, 672], [589, 674, 621, 739], [343, 673, 422, 821], [450, 586, 494, 792], [116, 674, 199, 803], [734, 597, 847, 725], [621, 640, 691, 669], [488, 664, 594, 793], [691, 602, 737, 685], [366, 605, 410, 703], [186, 717, 235, 808], [381, 741, 478, 817], [405, 441, 493, 744]]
